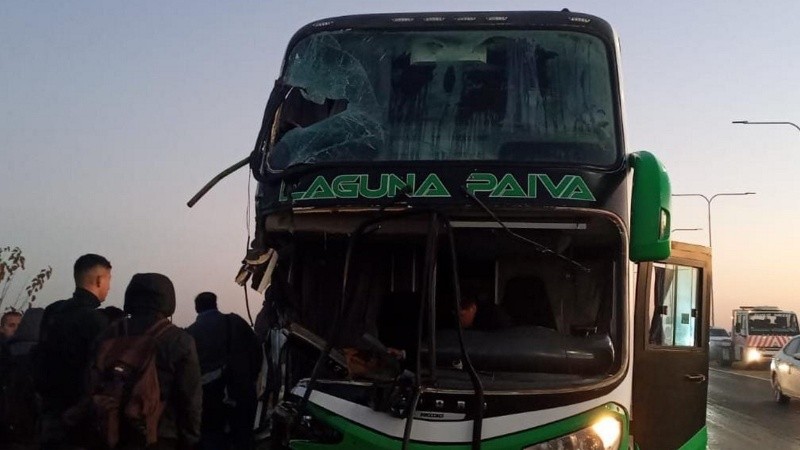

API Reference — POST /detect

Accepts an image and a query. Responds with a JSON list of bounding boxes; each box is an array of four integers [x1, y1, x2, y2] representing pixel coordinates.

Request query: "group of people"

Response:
[[0, 254, 263, 450]]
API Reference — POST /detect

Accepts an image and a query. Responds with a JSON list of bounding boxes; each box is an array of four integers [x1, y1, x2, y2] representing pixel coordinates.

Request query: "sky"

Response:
[[2, 1, 799, 327]]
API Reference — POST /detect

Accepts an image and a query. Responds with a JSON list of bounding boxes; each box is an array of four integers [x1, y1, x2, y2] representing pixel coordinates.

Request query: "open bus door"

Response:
[[632, 241, 712, 450]]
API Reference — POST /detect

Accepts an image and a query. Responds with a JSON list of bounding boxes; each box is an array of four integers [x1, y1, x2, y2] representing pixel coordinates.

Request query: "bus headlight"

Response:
[[524, 416, 622, 450], [746, 348, 761, 363]]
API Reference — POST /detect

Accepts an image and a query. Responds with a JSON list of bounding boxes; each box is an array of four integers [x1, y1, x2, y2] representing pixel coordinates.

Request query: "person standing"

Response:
[[36, 253, 112, 448], [186, 292, 262, 450], [0, 308, 45, 449], [1, 311, 22, 340], [105, 273, 202, 450]]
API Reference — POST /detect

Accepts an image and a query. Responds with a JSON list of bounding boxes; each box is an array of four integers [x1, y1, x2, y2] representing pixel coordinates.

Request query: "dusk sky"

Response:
[[2, 1, 799, 326]]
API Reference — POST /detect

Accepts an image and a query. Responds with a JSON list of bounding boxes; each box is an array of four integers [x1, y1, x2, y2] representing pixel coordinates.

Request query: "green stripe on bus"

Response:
[[290, 402, 630, 449]]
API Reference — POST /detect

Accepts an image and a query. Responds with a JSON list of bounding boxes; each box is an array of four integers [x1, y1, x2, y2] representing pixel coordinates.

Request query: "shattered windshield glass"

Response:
[[268, 29, 619, 171]]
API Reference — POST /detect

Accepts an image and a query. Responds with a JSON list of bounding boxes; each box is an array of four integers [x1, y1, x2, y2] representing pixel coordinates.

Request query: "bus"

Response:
[[230, 9, 713, 450]]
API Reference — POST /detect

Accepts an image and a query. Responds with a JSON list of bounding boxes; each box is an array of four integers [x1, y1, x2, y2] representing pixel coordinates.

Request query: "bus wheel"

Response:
[[774, 381, 790, 405]]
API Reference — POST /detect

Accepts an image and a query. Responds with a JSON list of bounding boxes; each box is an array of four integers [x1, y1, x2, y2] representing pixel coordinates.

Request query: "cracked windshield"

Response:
[[268, 30, 618, 170]]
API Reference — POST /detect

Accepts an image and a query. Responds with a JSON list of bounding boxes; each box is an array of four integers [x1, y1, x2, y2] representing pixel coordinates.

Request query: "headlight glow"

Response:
[[746, 348, 761, 363], [592, 417, 622, 448], [523, 416, 622, 450]]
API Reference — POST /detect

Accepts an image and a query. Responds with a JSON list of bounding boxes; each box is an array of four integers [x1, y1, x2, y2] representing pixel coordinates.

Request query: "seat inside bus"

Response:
[[501, 276, 556, 329]]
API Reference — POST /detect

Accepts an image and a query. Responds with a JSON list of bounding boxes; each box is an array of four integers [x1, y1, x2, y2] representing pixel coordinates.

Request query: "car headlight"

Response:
[[746, 348, 761, 363], [523, 416, 622, 450]]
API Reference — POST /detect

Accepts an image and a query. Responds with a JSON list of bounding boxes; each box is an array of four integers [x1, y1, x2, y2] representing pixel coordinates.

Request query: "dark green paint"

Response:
[[677, 426, 708, 450]]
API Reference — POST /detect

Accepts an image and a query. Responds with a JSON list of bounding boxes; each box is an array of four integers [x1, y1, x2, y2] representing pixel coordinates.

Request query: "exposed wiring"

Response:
[[243, 170, 254, 327], [297, 209, 434, 417], [246, 170, 252, 245], [461, 187, 590, 273], [403, 212, 439, 450], [444, 217, 484, 450], [243, 285, 254, 327]]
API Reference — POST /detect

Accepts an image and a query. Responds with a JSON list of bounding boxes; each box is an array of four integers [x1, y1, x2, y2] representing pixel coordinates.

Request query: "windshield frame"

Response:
[[265, 21, 626, 175]]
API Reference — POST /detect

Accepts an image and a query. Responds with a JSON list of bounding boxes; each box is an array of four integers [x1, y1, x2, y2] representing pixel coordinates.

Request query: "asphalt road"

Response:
[[707, 365, 800, 449]]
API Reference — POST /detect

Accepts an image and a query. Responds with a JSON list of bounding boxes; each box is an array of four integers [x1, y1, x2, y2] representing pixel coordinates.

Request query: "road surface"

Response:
[[707, 365, 800, 449]]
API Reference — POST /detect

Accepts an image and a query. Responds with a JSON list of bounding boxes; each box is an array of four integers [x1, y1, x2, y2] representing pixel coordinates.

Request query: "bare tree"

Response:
[[0, 246, 53, 312]]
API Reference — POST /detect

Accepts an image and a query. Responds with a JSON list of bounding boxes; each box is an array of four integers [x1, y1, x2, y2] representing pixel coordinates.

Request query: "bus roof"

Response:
[[285, 10, 615, 56]]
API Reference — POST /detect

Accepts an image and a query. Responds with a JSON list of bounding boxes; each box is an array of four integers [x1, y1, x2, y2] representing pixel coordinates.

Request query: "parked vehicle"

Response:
[[709, 327, 733, 366], [770, 335, 800, 404], [732, 306, 799, 367]]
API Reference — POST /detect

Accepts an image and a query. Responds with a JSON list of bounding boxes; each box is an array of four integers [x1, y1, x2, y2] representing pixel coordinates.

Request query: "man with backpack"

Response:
[[186, 292, 262, 450], [88, 273, 201, 450], [37, 254, 113, 448]]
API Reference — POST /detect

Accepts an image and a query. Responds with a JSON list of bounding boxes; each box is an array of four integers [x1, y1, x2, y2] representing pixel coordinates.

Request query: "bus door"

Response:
[[631, 242, 712, 450]]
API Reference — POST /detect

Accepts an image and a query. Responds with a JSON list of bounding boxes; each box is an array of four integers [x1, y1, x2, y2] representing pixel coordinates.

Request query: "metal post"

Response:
[[672, 192, 755, 327]]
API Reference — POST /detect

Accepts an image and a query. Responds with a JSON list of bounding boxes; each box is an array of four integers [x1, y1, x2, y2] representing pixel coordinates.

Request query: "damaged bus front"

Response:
[[238, 10, 711, 450]]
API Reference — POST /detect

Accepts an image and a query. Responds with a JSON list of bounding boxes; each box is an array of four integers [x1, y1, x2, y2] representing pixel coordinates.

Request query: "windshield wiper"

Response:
[[461, 186, 590, 273]]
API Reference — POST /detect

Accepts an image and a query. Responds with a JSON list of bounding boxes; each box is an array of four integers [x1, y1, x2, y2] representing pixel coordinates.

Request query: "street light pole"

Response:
[[732, 120, 800, 133], [671, 192, 756, 327], [672, 193, 755, 247]]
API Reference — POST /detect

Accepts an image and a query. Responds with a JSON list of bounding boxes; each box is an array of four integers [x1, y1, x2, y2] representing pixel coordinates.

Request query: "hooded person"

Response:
[[103, 273, 202, 450]]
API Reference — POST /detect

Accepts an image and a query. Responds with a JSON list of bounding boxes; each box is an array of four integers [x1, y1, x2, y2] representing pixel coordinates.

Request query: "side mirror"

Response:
[[629, 151, 671, 262]]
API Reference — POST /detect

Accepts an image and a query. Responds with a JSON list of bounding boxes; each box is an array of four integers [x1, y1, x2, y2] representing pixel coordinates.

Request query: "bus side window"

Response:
[[648, 263, 702, 348]]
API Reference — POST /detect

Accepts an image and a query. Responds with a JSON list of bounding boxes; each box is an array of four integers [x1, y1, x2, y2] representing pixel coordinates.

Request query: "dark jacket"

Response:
[[186, 310, 261, 398], [186, 309, 261, 450], [116, 273, 202, 448], [1, 308, 45, 444], [37, 288, 109, 411], [8, 307, 44, 357]]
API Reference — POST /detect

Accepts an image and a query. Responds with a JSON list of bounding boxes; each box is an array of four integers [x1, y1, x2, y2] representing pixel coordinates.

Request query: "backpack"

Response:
[[88, 318, 172, 448]]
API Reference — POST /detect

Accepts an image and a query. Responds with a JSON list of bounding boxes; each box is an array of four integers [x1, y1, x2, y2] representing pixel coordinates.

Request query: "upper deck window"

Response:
[[268, 29, 619, 171]]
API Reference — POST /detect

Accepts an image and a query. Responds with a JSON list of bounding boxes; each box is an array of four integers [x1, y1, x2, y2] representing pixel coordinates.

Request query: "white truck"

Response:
[[732, 306, 799, 366]]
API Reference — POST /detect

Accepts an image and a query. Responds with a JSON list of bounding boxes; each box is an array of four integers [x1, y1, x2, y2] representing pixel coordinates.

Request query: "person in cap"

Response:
[[187, 292, 262, 450], [108, 273, 202, 450], [37, 253, 113, 448]]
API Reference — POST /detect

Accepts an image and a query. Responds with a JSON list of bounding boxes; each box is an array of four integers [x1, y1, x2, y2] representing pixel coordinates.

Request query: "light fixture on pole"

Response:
[[732, 120, 800, 133], [671, 192, 756, 327], [671, 227, 703, 233]]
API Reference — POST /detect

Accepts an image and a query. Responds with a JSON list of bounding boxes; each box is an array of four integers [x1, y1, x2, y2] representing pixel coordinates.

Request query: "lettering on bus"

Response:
[[280, 172, 596, 202]]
